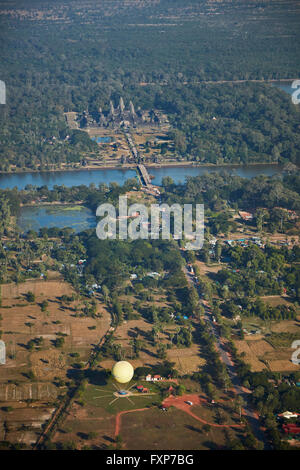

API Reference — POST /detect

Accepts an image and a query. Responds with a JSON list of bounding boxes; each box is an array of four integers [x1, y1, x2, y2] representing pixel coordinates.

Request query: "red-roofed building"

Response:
[[153, 375, 162, 381], [239, 211, 253, 221], [146, 374, 164, 382], [283, 424, 300, 435]]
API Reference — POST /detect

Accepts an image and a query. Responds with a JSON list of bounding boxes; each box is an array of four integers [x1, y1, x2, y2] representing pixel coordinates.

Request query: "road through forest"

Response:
[[183, 265, 268, 448]]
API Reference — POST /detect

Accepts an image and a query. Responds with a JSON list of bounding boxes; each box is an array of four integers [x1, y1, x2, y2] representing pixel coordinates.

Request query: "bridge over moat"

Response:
[[137, 164, 151, 187]]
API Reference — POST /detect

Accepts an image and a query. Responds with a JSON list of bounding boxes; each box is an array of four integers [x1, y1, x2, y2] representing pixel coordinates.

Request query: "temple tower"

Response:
[[119, 97, 125, 114]]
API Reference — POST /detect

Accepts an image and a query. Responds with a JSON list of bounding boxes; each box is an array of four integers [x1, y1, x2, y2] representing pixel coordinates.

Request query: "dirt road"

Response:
[[163, 394, 244, 429]]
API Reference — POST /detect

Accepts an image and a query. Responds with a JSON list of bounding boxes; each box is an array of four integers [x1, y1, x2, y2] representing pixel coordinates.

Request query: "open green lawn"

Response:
[[82, 380, 162, 414]]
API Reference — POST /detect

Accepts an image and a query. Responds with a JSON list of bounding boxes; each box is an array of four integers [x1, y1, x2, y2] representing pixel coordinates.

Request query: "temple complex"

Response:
[[78, 97, 163, 129]]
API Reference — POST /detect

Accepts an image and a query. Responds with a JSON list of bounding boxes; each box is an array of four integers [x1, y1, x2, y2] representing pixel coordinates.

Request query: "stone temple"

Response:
[[79, 97, 162, 129], [0, 340, 6, 365]]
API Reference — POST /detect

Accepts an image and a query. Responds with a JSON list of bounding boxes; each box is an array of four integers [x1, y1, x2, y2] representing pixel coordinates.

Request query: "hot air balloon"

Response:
[[112, 360, 134, 384]]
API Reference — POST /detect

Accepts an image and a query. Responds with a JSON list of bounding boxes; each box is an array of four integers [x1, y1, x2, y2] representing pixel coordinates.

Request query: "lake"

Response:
[[18, 205, 96, 234]]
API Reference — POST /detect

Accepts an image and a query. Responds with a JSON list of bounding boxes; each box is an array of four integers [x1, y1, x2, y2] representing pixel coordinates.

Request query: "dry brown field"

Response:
[[194, 260, 224, 277], [0, 404, 56, 446], [235, 316, 300, 372], [0, 279, 111, 447], [0, 279, 110, 382], [52, 402, 115, 450], [100, 315, 204, 374]]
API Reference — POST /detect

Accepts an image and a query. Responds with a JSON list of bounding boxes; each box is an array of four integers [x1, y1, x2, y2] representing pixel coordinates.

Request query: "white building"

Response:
[[279, 411, 300, 420]]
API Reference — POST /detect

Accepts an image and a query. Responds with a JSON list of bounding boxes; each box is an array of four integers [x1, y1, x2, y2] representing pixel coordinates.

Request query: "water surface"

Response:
[[0, 164, 282, 190], [18, 205, 96, 233]]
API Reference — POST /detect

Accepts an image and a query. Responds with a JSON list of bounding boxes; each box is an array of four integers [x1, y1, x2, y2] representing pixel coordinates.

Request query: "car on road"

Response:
[[186, 401, 193, 406]]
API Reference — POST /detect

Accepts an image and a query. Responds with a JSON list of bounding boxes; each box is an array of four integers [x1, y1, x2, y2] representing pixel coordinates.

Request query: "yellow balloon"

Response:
[[112, 361, 134, 384]]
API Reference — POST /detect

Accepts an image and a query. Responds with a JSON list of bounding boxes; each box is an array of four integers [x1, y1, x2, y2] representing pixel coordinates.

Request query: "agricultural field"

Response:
[[0, 279, 110, 377], [0, 403, 56, 446], [52, 401, 116, 450], [101, 314, 204, 375], [0, 278, 111, 446], [234, 316, 300, 372]]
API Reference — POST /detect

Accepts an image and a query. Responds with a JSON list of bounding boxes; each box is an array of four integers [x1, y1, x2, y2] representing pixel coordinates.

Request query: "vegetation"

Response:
[[0, 0, 300, 169]]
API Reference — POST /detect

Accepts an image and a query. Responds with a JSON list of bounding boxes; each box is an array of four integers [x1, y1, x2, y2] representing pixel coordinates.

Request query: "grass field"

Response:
[[121, 407, 244, 450], [82, 379, 161, 415]]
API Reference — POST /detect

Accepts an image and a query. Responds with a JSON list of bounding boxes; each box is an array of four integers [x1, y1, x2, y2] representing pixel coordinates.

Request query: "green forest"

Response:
[[0, 0, 300, 169]]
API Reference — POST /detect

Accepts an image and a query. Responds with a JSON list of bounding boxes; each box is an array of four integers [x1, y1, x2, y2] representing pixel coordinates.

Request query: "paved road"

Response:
[[183, 265, 268, 448]]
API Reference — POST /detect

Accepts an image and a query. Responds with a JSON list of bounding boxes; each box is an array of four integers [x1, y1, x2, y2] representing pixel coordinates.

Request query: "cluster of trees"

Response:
[[192, 322, 231, 397], [173, 327, 192, 348], [216, 244, 300, 300], [134, 360, 178, 380], [0, 233, 57, 284], [0, 196, 11, 235], [161, 172, 300, 213], [222, 298, 296, 321], [164, 83, 300, 165], [83, 237, 183, 290]]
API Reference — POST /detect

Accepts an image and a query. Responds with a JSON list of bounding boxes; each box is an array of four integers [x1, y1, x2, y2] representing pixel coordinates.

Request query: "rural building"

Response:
[[282, 424, 300, 435], [278, 411, 300, 419], [239, 211, 253, 221], [146, 374, 163, 382], [153, 375, 162, 381], [136, 385, 149, 393]]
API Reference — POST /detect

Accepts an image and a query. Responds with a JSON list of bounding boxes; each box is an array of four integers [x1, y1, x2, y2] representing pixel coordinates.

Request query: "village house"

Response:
[[239, 211, 253, 221], [145, 374, 164, 382], [278, 411, 300, 420]]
